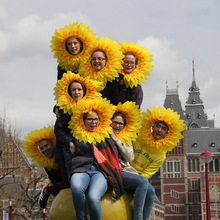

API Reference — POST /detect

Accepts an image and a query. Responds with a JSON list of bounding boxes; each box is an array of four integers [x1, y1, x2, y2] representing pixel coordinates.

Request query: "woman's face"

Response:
[[84, 111, 100, 132], [111, 115, 125, 134], [91, 51, 107, 71], [70, 82, 84, 101], [122, 54, 137, 73], [66, 37, 82, 55]]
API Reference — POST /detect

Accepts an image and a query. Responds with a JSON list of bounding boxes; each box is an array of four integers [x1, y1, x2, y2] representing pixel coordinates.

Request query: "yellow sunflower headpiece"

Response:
[[78, 37, 124, 85], [50, 21, 96, 72], [53, 71, 103, 115], [119, 42, 153, 88], [137, 106, 185, 154], [113, 101, 142, 147], [68, 98, 115, 144], [22, 126, 58, 170]]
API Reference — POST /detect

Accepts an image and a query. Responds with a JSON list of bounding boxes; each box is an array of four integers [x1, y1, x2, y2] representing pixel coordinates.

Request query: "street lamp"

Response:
[[200, 151, 214, 220]]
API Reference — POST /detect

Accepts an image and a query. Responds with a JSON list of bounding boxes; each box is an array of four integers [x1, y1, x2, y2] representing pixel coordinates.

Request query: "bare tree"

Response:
[[0, 167, 50, 220]]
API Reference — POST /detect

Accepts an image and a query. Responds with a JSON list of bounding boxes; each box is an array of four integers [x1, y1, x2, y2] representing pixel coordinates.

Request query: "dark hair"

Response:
[[91, 49, 107, 59], [83, 110, 99, 123], [153, 121, 169, 131], [124, 52, 138, 65], [68, 80, 86, 98], [65, 37, 83, 54], [111, 112, 127, 126]]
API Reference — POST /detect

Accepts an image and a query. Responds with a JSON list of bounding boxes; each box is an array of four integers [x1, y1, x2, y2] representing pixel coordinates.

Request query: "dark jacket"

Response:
[[119, 84, 143, 108], [100, 79, 120, 105], [63, 138, 117, 181], [54, 110, 72, 165], [45, 167, 62, 185]]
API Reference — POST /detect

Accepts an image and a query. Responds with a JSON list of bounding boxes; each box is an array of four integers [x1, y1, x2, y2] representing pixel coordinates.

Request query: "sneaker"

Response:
[[38, 186, 49, 208]]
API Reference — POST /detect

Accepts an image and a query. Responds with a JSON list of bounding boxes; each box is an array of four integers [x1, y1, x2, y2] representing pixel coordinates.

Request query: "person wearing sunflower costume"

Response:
[[50, 21, 96, 79], [109, 102, 155, 220], [118, 42, 153, 108], [54, 72, 102, 173], [50, 21, 96, 117], [130, 106, 185, 219], [22, 126, 69, 209], [78, 37, 124, 105], [58, 98, 124, 220]]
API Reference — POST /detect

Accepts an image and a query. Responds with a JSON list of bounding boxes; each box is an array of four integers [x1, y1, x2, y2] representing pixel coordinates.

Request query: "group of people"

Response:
[[22, 21, 185, 220]]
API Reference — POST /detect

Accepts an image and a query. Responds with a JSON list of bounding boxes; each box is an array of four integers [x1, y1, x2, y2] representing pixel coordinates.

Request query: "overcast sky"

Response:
[[1, 0, 220, 140]]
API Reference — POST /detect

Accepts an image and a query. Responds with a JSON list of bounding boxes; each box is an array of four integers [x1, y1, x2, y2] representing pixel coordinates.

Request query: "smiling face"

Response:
[[70, 82, 84, 101], [151, 121, 168, 140], [91, 50, 107, 71], [38, 139, 55, 158], [66, 37, 82, 55], [84, 111, 100, 132], [122, 53, 137, 73], [111, 115, 125, 134]]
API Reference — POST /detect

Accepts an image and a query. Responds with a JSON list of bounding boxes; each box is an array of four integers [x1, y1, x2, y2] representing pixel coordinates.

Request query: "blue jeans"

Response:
[[121, 171, 155, 220], [70, 166, 108, 220]]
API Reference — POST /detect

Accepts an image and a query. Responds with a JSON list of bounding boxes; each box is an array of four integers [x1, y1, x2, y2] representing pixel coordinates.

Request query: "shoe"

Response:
[[38, 186, 49, 208]]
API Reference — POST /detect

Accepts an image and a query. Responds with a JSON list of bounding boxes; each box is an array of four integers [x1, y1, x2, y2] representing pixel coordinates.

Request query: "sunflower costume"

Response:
[[22, 126, 58, 170], [119, 42, 153, 88], [113, 101, 142, 147], [50, 21, 96, 72], [78, 37, 124, 85], [53, 71, 103, 115], [68, 98, 115, 144], [131, 106, 185, 179]]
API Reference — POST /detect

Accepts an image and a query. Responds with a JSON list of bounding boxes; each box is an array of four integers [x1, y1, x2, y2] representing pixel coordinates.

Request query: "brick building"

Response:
[[0, 133, 47, 219], [150, 60, 220, 220]]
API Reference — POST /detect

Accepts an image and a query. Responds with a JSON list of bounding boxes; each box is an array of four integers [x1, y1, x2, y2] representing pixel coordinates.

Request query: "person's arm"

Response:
[[139, 154, 166, 179], [101, 80, 120, 105], [129, 85, 143, 108], [110, 128, 134, 162], [54, 111, 73, 147], [115, 140, 134, 162]]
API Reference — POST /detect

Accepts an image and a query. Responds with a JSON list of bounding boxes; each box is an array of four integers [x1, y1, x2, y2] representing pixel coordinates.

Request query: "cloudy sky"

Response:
[[1, 0, 220, 140]]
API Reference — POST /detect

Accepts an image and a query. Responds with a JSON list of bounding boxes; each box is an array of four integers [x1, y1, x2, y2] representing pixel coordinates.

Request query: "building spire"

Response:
[[192, 56, 195, 82]]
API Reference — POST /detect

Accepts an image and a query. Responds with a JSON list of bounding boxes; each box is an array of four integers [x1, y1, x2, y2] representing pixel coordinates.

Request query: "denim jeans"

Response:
[[70, 166, 108, 220], [121, 171, 155, 220]]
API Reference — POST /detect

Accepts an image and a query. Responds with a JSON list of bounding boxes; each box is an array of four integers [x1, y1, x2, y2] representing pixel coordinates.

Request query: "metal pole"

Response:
[[43, 209, 46, 220], [9, 200, 13, 220], [205, 162, 211, 220]]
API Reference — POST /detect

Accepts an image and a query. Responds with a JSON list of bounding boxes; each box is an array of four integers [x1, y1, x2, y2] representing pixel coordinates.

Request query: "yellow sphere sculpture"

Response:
[[49, 188, 134, 220]]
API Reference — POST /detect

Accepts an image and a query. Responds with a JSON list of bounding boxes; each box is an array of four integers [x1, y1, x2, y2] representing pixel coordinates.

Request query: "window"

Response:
[[192, 159, 195, 171], [196, 159, 200, 172], [192, 194, 198, 204], [188, 159, 191, 172], [171, 190, 179, 199], [192, 180, 198, 190], [215, 159, 219, 172], [210, 142, 215, 147], [209, 161, 213, 172], [192, 142, 198, 148], [171, 205, 179, 213], [192, 210, 199, 219], [167, 161, 180, 178]]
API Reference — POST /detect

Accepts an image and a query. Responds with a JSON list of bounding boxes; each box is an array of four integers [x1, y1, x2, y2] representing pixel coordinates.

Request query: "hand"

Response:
[[55, 108, 61, 118], [69, 142, 76, 155], [109, 126, 118, 142]]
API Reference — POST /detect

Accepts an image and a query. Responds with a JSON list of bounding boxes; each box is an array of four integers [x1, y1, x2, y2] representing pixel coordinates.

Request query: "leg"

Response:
[[70, 172, 90, 220], [143, 183, 155, 220], [86, 166, 108, 220], [121, 172, 148, 220]]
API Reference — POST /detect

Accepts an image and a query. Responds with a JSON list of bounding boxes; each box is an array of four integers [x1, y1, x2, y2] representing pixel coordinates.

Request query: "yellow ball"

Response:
[[49, 188, 134, 220]]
